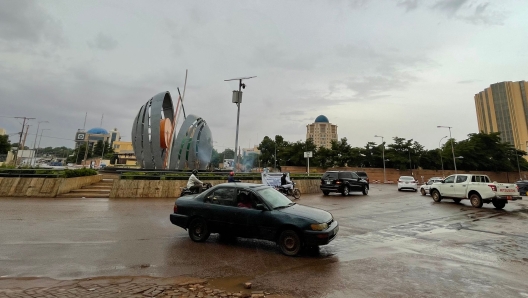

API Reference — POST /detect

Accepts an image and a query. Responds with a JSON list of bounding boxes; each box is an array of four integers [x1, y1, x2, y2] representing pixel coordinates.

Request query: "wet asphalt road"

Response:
[[1, 185, 528, 297]]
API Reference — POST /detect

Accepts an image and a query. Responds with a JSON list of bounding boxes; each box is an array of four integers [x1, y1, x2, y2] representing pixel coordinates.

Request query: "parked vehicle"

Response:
[[180, 182, 213, 197], [275, 180, 301, 200], [170, 183, 339, 256], [419, 177, 444, 196], [515, 180, 528, 196], [429, 174, 522, 209], [398, 176, 418, 192], [354, 171, 369, 187], [320, 171, 369, 196]]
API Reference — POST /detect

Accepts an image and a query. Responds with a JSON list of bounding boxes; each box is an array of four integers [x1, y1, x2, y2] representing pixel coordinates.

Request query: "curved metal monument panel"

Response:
[[169, 114, 213, 170], [131, 91, 175, 169]]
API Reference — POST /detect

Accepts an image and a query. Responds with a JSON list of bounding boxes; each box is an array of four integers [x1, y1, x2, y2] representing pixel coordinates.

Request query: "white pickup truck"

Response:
[[429, 174, 522, 209]]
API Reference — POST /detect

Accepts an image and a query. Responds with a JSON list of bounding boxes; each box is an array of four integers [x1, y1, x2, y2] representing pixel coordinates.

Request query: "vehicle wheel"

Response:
[[431, 190, 442, 202], [492, 200, 506, 210], [322, 191, 329, 196], [342, 186, 349, 196], [362, 186, 368, 195], [188, 218, 210, 242], [414, 189, 418, 192], [469, 193, 483, 208], [397, 188, 401, 191], [292, 188, 301, 200], [453, 198, 462, 203], [278, 230, 302, 256], [420, 189, 426, 196]]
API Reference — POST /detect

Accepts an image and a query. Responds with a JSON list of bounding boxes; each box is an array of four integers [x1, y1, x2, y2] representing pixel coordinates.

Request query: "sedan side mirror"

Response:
[[255, 204, 267, 211]]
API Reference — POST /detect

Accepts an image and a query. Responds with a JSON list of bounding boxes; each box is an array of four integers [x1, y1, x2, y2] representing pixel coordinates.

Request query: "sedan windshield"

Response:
[[400, 176, 414, 181], [257, 187, 294, 209]]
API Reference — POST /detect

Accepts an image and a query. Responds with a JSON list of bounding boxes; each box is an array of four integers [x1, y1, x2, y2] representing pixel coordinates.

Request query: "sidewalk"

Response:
[[0, 276, 288, 298]]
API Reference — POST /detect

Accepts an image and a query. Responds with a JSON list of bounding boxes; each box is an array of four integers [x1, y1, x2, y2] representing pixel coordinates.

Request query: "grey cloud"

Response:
[[432, 0, 469, 16], [88, 33, 118, 51], [0, 0, 63, 44], [397, 0, 420, 12], [250, 44, 320, 71]]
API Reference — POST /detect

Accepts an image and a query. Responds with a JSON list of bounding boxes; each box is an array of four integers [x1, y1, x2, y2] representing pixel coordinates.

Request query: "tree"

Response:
[[0, 135, 11, 154], [92, 140, 104, 156], [257, 136, 276, 167], [66, 144, 92, 164]]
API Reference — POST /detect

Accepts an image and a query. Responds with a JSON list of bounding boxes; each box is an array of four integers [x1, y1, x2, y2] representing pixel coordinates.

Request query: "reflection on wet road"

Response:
[[1, 185, 527, 297]]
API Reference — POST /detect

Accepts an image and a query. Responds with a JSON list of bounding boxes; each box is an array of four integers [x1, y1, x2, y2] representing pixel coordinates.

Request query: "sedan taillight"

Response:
[[398, 180, 402, 183], [173, 205, 178, 213], [336, 180, 342, 184]]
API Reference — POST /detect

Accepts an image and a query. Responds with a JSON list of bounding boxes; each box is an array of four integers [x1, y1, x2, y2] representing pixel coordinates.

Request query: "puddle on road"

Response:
[[206, 275, 255, 294]]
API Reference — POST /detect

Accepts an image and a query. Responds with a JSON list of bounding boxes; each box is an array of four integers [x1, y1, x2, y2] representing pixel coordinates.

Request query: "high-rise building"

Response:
[[474, 81, 528, 151], [306, 115, 338, 149], [0, 128, 6, 136]]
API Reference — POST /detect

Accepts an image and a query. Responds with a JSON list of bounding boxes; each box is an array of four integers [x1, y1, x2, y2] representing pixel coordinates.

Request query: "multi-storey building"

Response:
[[474, 81, 528, 151], [306, 115, 338, 149]]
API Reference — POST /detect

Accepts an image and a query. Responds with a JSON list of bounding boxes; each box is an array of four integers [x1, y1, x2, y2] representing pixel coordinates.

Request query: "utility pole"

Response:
[[14, 117, 35, 165], [21, 125, 31, 150]]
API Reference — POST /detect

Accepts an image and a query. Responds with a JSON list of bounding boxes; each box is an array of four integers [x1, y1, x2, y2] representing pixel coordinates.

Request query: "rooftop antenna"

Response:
[[100, 114, 104, 127], [224, 76, 256, 172], [83, 112, 87, 130]]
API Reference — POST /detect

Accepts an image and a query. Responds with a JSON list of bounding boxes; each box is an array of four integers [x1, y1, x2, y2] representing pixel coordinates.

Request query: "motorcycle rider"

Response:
[[280, 172, 293, 190], [187, 169, 203, 193], [227, 171, 240, 183]]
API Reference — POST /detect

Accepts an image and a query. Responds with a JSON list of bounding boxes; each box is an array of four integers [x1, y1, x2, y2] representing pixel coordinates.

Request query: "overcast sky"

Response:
[[1, 0, 527, 151]]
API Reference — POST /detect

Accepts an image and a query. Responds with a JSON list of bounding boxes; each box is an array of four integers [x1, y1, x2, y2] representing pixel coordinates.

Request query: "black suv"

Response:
[[354, 171, 369, 187], [320, 171, 369, 196]]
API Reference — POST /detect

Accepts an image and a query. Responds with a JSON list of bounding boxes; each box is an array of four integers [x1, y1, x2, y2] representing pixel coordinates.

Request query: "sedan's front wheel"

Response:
[[188, 218, 210, 242], [420, 188, 426, 196], [278, 230, 302, 256], [431, 190, 442, 202], [362, 186, 368, 195]]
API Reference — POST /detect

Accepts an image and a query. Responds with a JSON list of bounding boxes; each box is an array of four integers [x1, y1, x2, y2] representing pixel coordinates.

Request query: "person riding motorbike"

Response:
[[227, 171, 241, 183], [280, 172, 293, 190], [187, 169, 203, 193]]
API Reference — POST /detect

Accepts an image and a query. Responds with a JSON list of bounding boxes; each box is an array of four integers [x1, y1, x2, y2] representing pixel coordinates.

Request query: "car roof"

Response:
[[213, 182, 269, 189]]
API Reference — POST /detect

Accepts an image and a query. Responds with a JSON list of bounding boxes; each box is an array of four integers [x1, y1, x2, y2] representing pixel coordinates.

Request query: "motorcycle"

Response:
[[180, 182, 213, 197], [276, 180, 301, 200]]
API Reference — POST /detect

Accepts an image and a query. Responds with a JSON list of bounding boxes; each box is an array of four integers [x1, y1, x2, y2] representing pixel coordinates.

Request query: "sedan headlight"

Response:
[[310, 223, 329, 231]]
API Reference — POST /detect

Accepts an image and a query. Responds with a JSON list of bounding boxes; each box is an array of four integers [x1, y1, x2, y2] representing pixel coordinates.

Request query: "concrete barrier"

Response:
[[110, 178, 323, 198], [0, 175, 102, 198]]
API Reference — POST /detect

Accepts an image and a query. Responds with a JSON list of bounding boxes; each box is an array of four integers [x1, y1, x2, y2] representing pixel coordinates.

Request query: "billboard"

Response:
[[261, 172, 289, 187], [223, 159, 234, 170]]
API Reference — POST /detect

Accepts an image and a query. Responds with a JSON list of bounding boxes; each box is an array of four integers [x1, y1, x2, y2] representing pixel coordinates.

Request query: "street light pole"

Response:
[[439, 136, 447, 178], [437, 126, 457, 174], [32, 120, 48, 166], [35, 129, 50, 165], [374, 135, 386, 183], [225, 76, 256, 173]]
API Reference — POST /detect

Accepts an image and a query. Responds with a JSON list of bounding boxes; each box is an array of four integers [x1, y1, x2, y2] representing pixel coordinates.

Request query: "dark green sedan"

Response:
[[170, 183, 339, 256]]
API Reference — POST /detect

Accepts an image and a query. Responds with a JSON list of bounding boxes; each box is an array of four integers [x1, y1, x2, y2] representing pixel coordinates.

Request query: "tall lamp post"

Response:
[[374, 135, 386, 183], [35, 128, 50, 165], [438, 136, 447, 178], [224, 76, 256, 172], [437, 126, 457, 174], [32, 120, 48, 166]]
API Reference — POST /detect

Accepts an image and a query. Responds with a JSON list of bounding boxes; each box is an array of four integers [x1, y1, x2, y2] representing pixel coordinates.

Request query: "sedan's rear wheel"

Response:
[[342, 186, 349, 196], [188, 218, 210, 242], [278, 230, 302, 256], [322, 191, 329, 196], [420, 188, 426, 196], [431, 190, 442, 202]]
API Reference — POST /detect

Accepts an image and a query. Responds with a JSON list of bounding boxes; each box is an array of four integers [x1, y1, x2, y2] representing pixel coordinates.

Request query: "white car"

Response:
[[398, 176, 418, 192], [419, 177, 444, 196]]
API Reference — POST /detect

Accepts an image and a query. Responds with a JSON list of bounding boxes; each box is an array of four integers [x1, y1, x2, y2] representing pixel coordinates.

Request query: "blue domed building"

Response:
[[306, 115, 338, 148], [74, 127, 121, 152]]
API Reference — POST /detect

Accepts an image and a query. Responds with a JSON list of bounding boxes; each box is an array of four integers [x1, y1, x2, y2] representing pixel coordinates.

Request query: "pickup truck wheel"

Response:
[[453, 198, 462, 203], [470, 193, 483, 208], [362, 186, 368, 195], [322, 191, 329, 196], [431, 190, 442, 202], [420, 189, 426, 196], [342, 186, 349, 196], [492, 200, 506, 210]]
